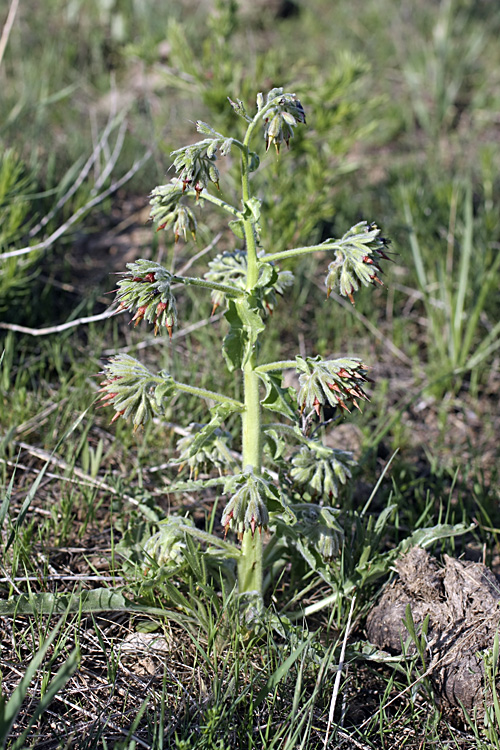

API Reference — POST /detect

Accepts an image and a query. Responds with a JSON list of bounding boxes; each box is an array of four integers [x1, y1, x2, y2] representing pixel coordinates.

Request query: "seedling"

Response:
[[98, 88, 390, 609]]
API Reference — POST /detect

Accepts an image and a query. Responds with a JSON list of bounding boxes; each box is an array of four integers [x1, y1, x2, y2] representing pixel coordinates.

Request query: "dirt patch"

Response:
[[366, 546, 500, 719]]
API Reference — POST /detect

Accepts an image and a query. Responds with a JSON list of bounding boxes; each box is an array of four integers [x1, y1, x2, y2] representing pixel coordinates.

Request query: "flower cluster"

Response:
[[115, 259, 177, 337], [176, 423, 234, 478], [98, 354, 172, 431], [221, 470, 276, 538], [291, 504, 344, 560], [169, 122, 234, 197], [149, 179, 185, 228], [295, 355, 369, 414], [324, 222, 391, 304], [259, 88, 306, 152], [143, 516, 195, 571], [290, 445, 356, 499], [155, 204, 197, 243], [205, 250, 293, 314]]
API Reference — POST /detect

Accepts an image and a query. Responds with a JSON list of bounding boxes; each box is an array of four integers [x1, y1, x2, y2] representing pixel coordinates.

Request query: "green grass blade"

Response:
[[0, 589, 169, 616], [460, 252, 500, 368], [254, 637, 313, 708], [9, 648, 80, 750], [453, 185, 473, 356], [5, 409, 89, 553], [465, 319, 500, 370], [0, 455, 17, 526], [402, 191, 428, 290], [0, 616, 67, 745]]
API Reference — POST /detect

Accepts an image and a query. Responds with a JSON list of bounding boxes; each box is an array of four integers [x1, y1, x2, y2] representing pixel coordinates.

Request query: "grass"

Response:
[[1, 0, 500, 747]]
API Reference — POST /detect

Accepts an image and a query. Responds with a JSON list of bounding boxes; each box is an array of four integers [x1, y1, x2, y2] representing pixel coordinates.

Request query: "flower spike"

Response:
[[114, 259, 178, 337]]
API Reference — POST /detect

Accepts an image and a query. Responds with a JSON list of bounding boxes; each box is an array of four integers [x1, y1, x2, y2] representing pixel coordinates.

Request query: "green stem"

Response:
[[255, 359, 298, 373], [235, 109, 270, 600], [242, 360, 262, 471], [184, 188, 242, 219], [261, 242, 339, 264], [174, 275, 244, 297], [238, 529, 263, 598], [238, 356, 264, 597], [172, 380, 244, 410]]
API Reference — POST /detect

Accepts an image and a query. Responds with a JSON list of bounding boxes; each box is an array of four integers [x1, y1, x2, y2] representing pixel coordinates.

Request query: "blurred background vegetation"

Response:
[[1, 0, 499, 745]]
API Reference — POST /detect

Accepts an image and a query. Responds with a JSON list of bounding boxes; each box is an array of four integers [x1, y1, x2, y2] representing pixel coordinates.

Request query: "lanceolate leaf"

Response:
[[222, 298, 265, 371], [222, 300, 246, 371], [0, 589, 171, 616], [0, 618, 78, 747], [259, 371, 297, 420]]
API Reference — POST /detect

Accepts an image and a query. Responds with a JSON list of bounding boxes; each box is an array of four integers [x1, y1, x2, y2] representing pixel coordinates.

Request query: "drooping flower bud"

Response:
[[261, 88, 306, 152], [143, 515, 195, 572], [324, 222, 391, 304], [169, 126, 232, 197], [97, 354, 174, 431], [176, 423, 234, 478], [153, 204, 197, 243], [205, 250, 293, 315], [291, 504, 344, 560], [295, 355, 369, 414], [221, 471, 274, 539], [150, 179, 185, 228], [115, 259, 178, 337], [290, 444, 356, 499]]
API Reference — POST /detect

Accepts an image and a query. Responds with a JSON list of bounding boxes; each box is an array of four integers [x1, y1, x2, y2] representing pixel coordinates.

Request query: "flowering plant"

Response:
[[98, 87, 390, 609]]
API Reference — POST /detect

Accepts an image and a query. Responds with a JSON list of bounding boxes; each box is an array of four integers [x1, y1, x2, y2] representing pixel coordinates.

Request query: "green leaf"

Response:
[[222, 298, 265, 371], [399, 522, 472, 553], [255, 261, 278, 289], [222, 300, 246, 372], [228, 218, 245, 239], [259, 371, 297, 420], [262, 427, 287, 460], [166, 476, 227, 493], [243, 197, 261, 224], [177, 524, 241, 558], [236, 298, 265, 341], [0, 589, 170, 616], [0, 618, 78, 748], [254, 637, 313, 708], [177, 414, 225, 461], [248, 151, 260, 172]]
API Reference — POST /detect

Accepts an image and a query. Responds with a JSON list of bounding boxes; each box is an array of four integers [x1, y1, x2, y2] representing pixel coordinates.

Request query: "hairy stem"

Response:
[[261, 242, 339, 264], [255, 359, 298, 373], [238, 528, 263, 599], [173, 381, 244, 409], [184, 188, 242, 218], [175, 275, 244, 297], [236, 115, 266, 600]]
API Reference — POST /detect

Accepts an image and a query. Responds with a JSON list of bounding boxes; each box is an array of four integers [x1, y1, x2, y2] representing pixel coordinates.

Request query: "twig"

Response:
[[54, 695, 152, 750], [11, 441, 144, 509], [315, 280, 415, 369], [323, 595, 356, 749], [0, 0, 19, 68], [0, 575, 124, 583], [28, 110, 124, 238], [93, 117, 128, 193], [1, 150, 152, 260], [0, 308, 123, 336], [101, 312, 224, 355], [176, 231, 222, 276], [336, 729, 373, 750]]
